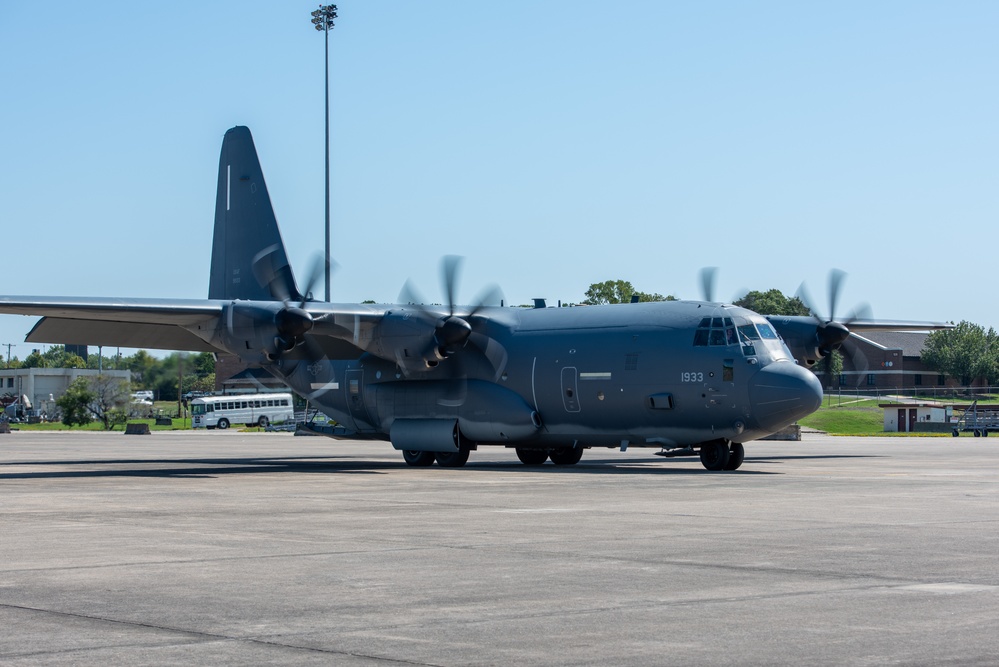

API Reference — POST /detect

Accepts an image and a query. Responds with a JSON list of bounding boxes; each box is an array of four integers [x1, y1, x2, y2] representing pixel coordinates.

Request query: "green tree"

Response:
[[21, 350, 47, 368], [125, 350, 159, 389], [40, 345, 86, 368], [56, 377, 95, 427], [811, 350, 844, 388], [584, 280, 635, 305], [632, 291, 677, 303], [734, 289, 810, 316], [922, 321, 999, 386], [192, 352, 215, 377], [191, 373, 216, 394], [87, 374, 131, 430], [584, 281, 677, 305], [56, 375, 131, 430]]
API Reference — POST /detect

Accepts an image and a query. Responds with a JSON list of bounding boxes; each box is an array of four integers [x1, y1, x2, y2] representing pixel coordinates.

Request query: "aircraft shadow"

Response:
[[0, 456, 384, 480], [0, 453, 867, 479], [745, 454, 887, 462]]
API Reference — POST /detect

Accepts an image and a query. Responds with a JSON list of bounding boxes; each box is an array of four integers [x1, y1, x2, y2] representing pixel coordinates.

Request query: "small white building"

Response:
[[882, 403, 953, 433], [0, 367, 131, 416]]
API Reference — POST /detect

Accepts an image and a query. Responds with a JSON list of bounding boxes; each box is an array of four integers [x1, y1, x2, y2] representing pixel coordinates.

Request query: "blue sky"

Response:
[[1, 1, 996, 359]]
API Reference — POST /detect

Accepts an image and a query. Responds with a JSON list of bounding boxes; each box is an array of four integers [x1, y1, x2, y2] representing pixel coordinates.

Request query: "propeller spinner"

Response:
[[400, 255, 501, 363], [797, 269, 872, 386], [248, 253, 328, 361]]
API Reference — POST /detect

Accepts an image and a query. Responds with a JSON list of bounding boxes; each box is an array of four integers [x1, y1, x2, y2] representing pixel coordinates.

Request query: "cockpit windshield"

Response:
[[692, 313, 790, 361]]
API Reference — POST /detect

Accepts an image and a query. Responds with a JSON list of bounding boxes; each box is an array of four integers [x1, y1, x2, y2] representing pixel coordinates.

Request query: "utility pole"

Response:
[[3, 343, 12, 368], [177, 353, 184, 423], [310, 4, 337, 302]]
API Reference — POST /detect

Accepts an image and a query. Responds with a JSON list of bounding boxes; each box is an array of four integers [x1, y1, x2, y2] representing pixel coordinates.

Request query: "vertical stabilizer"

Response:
[[209, 126, 299, 301]]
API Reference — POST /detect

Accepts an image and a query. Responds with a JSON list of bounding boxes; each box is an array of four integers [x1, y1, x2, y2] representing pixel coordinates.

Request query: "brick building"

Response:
[[830, 331, 958, 390]]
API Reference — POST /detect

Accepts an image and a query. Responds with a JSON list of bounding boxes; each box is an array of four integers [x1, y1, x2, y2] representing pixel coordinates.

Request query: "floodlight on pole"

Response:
[[310, 4, 337, 302]]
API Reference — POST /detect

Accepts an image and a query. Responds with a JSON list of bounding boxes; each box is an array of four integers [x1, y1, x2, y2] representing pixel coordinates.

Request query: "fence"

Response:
[[822, 386, 999, 407]]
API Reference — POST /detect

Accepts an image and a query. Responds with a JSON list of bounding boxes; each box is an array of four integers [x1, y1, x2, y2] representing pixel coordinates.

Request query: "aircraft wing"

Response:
[[0, 296, 387, 357], [767, 315, 952, 332], [836, 319, 953, 332], [0, 296, 225, 352]]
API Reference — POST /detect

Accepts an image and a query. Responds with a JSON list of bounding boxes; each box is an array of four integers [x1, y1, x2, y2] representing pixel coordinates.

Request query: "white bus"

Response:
[[191, 393, 295, 430]]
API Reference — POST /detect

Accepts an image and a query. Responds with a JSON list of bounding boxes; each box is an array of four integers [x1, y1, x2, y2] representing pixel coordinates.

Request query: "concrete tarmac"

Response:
[[1, 430, 998, 666]]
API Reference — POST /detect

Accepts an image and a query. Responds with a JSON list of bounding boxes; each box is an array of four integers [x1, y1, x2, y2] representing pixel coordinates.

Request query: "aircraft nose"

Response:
[[748, 362, 823, 433]]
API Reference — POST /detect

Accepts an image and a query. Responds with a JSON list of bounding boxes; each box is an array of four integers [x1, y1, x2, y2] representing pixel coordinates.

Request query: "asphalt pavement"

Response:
[[2, 430, 998, 666]]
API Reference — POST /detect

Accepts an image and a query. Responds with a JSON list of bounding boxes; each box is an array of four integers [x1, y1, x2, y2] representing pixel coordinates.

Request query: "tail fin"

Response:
[[208, 126, 299, 302]]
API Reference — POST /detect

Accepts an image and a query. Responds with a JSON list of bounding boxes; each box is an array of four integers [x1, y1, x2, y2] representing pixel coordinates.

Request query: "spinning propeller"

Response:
[[400, 255, 502, 364], [797, 269, 872, 386], [699, 267, 719, 302], [268, 258, 327, 359], [247, 250, 329, 361]]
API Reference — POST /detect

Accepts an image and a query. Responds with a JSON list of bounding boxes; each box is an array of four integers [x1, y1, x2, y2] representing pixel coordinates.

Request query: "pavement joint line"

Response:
[[0, 546, 435, 574], [0, 602, 444, 666], [306, 582, 935, 635]]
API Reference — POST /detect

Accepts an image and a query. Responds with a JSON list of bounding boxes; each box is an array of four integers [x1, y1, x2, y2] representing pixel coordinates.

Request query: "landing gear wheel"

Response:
[[257, 416, 269, 428], [217, 418, 230, 430], [699, 440, 731, 471], [516, 448, 549, 465], [403, 450, 436, 467], [549, 447, 584, 466], [724, 442, 745, 471], [436, 450, 470, 468]]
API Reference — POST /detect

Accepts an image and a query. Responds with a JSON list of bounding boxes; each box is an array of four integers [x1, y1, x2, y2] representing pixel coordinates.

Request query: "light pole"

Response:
[[311, 4, 337, 302]]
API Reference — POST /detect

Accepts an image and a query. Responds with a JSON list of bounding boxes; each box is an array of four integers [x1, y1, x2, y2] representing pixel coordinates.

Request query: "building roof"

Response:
[[853, 331, 930, 357]]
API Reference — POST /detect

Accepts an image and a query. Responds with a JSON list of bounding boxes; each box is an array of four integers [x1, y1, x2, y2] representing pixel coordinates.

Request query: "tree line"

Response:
[[5, 347, 215, 402], [581, 279, 809, 315]]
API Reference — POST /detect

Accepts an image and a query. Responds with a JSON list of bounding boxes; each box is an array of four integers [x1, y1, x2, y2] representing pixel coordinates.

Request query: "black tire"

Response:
[[699, 440, 731, 471], [953, 429, 960, 437], [974, 429, 981, 437], [516, 448, 549, 465], [724, 442, 745, 471], [217, 418, 230, 430], [403, 450, 436, 466], [549, 447, 584, 465], [984, 429, 989, 437], [436, 450, 470, 468], [257, 416, 269, 428]]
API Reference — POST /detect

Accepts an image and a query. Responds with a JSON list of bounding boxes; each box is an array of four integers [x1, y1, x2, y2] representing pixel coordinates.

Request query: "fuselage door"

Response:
[[345, 368, 374, 428], [561, 366, 581, 412]]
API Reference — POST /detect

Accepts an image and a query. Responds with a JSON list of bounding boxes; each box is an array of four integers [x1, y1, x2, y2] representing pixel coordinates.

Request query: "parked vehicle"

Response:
[[191, 393, 294, 429]]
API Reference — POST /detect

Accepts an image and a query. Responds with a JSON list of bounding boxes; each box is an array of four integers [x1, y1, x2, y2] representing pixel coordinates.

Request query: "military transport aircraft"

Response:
[[0, 127, 945, 471]]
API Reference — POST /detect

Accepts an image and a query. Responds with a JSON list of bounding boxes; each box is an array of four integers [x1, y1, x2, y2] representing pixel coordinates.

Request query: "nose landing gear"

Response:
[[698, 440, 745, 471]]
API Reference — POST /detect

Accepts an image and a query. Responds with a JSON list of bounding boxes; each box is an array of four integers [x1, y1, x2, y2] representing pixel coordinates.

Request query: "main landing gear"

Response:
[[698, 440, 744, 471], [515, 447, 584, 466], [401, 449, 471, 468]]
